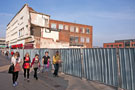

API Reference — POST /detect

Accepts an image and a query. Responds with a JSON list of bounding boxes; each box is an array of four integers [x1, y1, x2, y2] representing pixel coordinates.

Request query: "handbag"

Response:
[[8, 64, 14, 74], [14, 63, 21, 72]]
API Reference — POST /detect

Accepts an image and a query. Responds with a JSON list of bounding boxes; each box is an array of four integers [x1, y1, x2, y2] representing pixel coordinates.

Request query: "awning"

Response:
[[11, 44, 23, 49]]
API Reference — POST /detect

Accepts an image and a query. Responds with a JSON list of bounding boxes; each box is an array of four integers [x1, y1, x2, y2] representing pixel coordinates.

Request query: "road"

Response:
[[0, 54, 116, 90]]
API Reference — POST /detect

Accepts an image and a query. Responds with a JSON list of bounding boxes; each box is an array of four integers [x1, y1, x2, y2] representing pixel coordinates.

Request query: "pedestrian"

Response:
[[53, 51, 61, 77], [42, 51, 50, 77], [23, 53, 31, 82], [31, 54, 40, 80], [11, 51, 14, 57], [11, 52, 21, 87], [5, 51, 9, 59]]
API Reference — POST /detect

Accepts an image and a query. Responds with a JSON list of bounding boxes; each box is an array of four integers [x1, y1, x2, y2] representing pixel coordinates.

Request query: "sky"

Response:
[[0, 0, 135, 46]]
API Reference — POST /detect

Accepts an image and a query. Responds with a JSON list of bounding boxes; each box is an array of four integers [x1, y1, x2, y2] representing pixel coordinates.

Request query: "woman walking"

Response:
[[23, 53, 31, 82], [11, 52, 21, 87], [31, 54, 40, 80]]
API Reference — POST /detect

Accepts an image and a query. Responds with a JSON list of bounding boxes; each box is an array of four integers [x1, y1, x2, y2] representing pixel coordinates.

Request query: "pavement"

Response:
[[0, 54, 116, 90]]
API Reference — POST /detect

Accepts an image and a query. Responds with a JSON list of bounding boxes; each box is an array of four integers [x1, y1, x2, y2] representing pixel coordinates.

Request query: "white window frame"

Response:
[[80, 27, 85, 33], [81, 37, 85, 43], [65, 25, 68, 30], [75, 27, 79, 33], [70, 26, 74, 32], [86, 28, 90, 34], [86, 37, 90, 43], [58, 24, 64, 30], [51, 23, 56, 29]]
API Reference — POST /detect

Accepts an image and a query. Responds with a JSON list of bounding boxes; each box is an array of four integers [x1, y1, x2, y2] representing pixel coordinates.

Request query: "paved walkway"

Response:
[[0, 54, 116, 90]]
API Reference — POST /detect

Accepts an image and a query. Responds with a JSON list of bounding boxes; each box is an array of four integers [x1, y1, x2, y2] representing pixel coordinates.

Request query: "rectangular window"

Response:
[[75, 27, 79, 33], [45, 19, 49, 25], [80, 27, 85, 33], [58, 24, 63, 30], [86, 28, 90, 34], [119, 44, 122, 47], [65, 25, 68, 30], [86, 37, 90, 43], [70, 26, 74, 32], [51, 23, 56, 29], [70, 36, 74, 43], [19, 28, 24, 37], [107, 45, 110, 47], [74, 37, 79, 43], [111, 45, 113, 48], [81, 37, 85, 43]]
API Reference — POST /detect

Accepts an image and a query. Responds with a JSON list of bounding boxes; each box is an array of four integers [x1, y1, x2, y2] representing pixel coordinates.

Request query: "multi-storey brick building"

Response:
[[103, 39, 135, 48], [6, 4, 93, 49], [49, 19, 92, 48]]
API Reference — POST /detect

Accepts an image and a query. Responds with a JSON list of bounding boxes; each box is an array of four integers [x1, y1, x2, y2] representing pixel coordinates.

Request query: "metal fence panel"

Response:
[[83, 48, 118, 87], [60, 49, 82, 78], [119, 48, 135, 90]]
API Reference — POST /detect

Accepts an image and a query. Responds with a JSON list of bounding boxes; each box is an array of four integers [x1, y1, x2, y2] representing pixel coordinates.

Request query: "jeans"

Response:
[[12, 72, 19, 84], [42, 64, 49, 72], [53, 64, 59, 76], [24, 69, 30, 79]]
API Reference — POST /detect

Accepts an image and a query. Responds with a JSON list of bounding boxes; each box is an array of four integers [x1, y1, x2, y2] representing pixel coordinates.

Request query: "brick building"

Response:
[[6, 4, 93, 49], [49, 20, 92, 48], [103, 39, 135, 48]]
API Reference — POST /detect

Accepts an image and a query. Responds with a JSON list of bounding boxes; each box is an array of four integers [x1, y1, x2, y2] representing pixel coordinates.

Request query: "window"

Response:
[[75, 37, 79, 43], [107, 45, 110, 47], [51, 23, 56, 29], [86, 28, 90, 34], [70, 36, 74, 43], [45, 29, 51, 33], [65, 25, 68, 30], [20, 16, 23, 20], [81, 37, 85, 43], [58, 24, 63, 30], [111, 45, 113, 48], [119, 44, 122, 47], [86, 37, 90, 43], [70, 26, 74, 32], [19, 28, 24, 37], [75, 27, 79, 33], [80, 28, 85, 33], [45, 19, 49, 25]]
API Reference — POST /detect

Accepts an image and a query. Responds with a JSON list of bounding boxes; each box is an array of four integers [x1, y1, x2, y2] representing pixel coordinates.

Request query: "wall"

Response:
[[30, 12, 50, 28], [6, 4, 30, 46], [42, 28, 59, 42]]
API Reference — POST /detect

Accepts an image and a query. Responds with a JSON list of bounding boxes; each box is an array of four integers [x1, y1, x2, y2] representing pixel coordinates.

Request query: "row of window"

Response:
[[51, 23, 90, 34], [106, 44, 123, 48], [70, 36, 90, 43]]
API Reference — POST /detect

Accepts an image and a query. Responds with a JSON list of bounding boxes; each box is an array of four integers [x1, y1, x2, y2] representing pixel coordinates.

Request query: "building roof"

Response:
[[115, 39, 135, 43], [7, 4, 50, 27], [50, 19, 92, 27]]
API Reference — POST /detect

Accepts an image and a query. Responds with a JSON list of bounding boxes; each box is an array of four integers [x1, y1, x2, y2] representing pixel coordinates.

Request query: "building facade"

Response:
[[0, 38, 6, 49], [6, 4, 93, 49], [49, 19, 92, 48], [103, 39, 135, 48]]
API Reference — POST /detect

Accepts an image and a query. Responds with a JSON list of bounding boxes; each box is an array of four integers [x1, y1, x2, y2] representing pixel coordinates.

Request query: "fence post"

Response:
[[116, 48, 124, 90], [80, 48, 85, 80]]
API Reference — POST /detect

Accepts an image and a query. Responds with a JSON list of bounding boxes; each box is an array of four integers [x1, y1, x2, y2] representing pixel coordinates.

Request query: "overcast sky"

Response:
[[0, 0, 135, 46]]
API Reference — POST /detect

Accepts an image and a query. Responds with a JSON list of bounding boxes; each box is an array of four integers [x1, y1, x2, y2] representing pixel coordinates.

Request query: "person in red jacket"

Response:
[[31, 54, 40, 80], [23, 53, 31, 82]]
